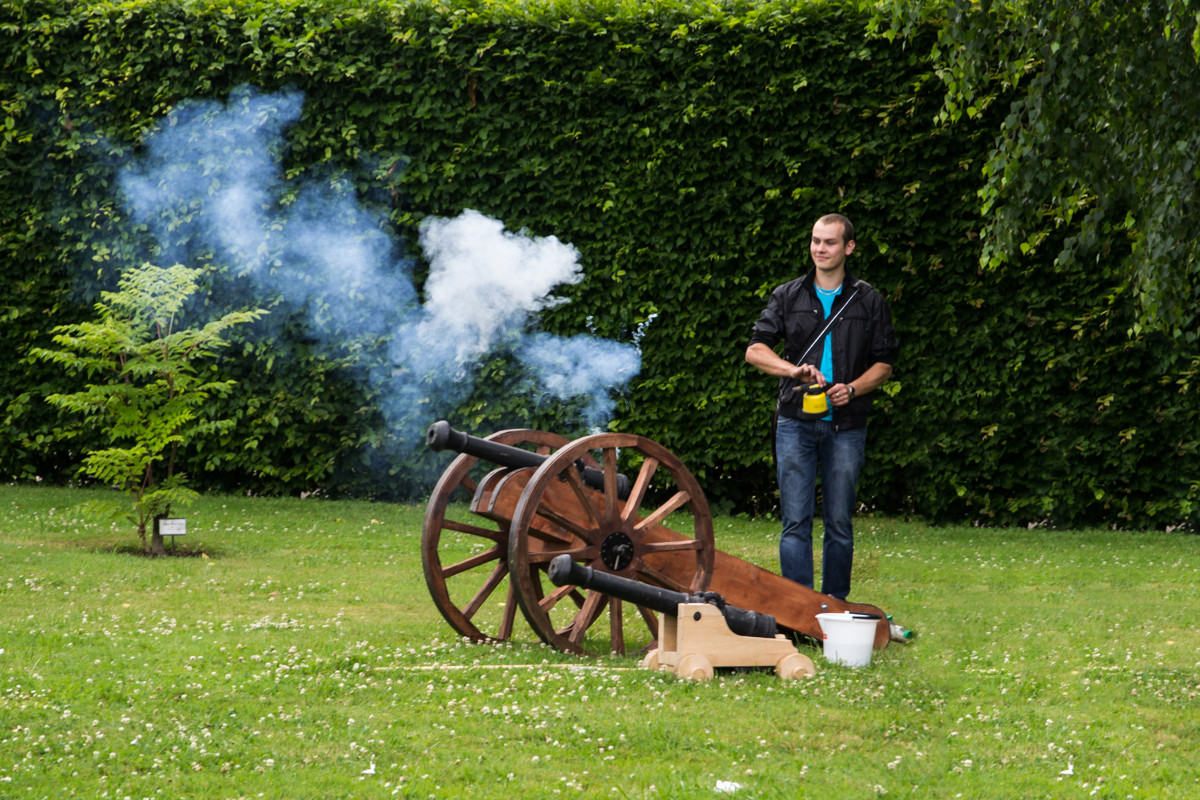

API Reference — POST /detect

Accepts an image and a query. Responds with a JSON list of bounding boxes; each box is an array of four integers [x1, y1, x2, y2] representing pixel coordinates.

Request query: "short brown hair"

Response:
[[818, 213, 854, 244]]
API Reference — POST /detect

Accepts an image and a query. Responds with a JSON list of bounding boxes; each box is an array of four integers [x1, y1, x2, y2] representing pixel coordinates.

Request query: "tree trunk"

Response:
[[150, 515, 167, 557]]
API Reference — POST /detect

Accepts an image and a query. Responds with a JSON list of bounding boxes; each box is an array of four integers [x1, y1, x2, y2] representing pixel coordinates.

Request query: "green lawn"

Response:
[[1, 483, 1197, 799]]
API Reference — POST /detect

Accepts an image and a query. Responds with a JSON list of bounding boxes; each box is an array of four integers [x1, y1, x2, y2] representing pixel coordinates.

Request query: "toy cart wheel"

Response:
[[676, 653, 714, 681], [507, 432, 715, 657], [776, 652, 816, 681], [421, 429, 591, 642]]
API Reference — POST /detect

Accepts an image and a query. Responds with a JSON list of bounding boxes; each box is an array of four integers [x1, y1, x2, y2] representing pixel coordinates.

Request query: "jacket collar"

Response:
[[801, 269, 859, 295]]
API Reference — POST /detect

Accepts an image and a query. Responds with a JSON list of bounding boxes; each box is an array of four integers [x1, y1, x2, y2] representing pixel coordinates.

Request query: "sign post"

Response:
[[156, 517, 187, 551]]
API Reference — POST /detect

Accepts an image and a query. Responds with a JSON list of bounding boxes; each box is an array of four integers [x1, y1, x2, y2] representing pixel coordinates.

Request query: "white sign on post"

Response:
[[158, 518, 187, 537]]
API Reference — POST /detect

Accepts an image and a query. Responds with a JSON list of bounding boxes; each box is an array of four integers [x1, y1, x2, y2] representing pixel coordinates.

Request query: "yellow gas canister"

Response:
[[800, 383, 829, 418]]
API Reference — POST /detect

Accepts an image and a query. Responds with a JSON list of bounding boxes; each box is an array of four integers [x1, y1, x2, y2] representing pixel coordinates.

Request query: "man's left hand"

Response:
[[826, 383, 854, 406]]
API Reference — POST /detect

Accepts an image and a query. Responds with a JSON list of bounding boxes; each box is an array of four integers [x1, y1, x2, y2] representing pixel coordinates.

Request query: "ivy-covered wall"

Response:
[[1, 0, 1195, 528]]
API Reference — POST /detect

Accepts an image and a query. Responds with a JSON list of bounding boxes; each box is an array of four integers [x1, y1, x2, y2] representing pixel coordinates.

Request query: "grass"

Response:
[[2, 483, 1198, 799]]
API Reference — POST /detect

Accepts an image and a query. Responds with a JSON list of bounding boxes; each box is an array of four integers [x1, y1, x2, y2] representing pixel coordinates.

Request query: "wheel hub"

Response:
[[600, 531, 635, 571]]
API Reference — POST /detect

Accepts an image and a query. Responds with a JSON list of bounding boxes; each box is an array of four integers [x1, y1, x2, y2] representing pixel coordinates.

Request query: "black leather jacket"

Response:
[[748, 270, 898, 430]]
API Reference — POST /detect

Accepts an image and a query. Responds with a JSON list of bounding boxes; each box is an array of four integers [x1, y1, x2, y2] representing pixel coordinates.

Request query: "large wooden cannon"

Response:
[[421, 420, 892, 658]]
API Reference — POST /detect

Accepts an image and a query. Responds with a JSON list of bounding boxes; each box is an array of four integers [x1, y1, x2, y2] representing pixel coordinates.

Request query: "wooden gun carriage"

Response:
[[421, 421, 892, 659]]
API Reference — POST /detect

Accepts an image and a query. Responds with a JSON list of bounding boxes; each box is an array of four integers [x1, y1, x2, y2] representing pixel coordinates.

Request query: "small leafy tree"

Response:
[[33, 263, 268, 555]]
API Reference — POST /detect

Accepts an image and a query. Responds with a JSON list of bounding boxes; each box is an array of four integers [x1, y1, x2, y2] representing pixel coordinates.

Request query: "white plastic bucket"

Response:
[[815, 612, 878, 668]]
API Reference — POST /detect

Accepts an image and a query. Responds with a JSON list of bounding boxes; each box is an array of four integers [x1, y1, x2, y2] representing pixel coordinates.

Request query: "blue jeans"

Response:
[[775, 415, 866, 599]]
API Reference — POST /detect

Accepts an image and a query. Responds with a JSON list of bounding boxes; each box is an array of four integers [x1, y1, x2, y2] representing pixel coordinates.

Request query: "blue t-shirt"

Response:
[[815, 285, 842, 420]]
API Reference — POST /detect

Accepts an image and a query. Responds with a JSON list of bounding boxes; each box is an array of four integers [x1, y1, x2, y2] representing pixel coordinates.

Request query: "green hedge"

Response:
[[1, 0, 1195, 528]]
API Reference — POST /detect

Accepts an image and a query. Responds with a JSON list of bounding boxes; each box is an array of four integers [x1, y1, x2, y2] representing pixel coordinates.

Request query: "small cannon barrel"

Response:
[[426, 420, 629, 498], [548, 554, 778, 639]]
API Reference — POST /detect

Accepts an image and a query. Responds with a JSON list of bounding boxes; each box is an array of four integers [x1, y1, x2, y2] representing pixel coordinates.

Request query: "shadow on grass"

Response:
[[93, 541, 226, 559]]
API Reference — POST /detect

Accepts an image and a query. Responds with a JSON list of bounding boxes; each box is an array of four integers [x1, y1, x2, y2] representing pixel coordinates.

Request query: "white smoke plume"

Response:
[[516, 333, 642, 426], [406, 210, 582, 374], [115, 85, 642, 458]]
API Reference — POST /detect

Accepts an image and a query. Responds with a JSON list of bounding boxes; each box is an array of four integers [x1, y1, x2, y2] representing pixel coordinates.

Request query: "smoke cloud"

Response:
[[406, 210, 582, 374], [115, 85, 642, 461]]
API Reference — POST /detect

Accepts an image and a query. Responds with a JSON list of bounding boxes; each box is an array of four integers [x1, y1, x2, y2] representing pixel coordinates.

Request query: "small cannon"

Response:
[[547, 553, 778, 639], [421, 420, 892, 658], [548, 554, 815, 680]]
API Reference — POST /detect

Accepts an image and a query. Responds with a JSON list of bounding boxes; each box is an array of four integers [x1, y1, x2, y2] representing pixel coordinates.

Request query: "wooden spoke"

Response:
[[632, 490, 691, 533], [497, 583, 518, 640], [562, 464, 603, 530], [639, 538, 705, 555], [636, 603, 659, 641], [529, 505, 597, 544], [601, 447, 619, 523], [507, 431, 714, 657], [441, 518, 506, 544], [441, 545, 503, 580], [609, 596, 625, 655], [620, 457, 659, 523], [538, 581, 579, 613], [567, 590, 608, 646], [634, 561, 694, 594], [524, 544, 598, 566], [460, 561, 508, 621], [421, 429, 579, 644]]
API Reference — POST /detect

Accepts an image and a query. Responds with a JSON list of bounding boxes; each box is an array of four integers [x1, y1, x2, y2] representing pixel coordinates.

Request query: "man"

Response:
[[745, 213, 897, 599]]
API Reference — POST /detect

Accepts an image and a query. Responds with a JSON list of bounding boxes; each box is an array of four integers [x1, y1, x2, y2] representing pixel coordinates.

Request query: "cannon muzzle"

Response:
[[426, 420, 629, 498], [548, 554, 778, 639]]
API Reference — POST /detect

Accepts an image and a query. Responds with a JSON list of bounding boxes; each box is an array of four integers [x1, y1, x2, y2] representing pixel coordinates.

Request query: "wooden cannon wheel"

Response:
[[421, 429, 596, 643], [507, 432, 716, 657]]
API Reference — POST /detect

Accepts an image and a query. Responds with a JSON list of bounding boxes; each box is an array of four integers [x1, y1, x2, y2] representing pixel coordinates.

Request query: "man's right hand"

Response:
[[792, 363, 825, 386], [746, 343, 825, 386]]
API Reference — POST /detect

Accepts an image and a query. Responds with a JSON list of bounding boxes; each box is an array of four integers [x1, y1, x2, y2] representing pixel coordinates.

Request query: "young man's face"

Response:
[[810, 220, 855, 274]]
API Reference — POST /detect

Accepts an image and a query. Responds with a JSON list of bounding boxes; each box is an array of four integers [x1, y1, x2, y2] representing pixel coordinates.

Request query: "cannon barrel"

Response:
[[426, 420, 629, 498], [548, 554, 778, 639]]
